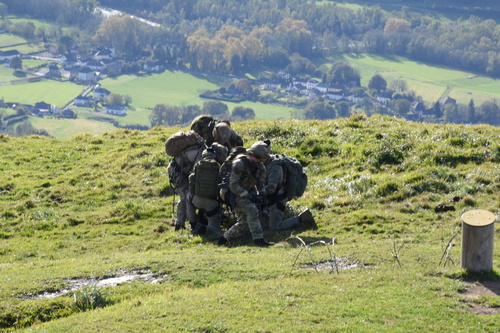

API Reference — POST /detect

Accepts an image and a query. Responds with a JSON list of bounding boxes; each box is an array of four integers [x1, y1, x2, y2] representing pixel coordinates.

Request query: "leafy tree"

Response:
[[108, 93, 124, 106], [478, 100, 500, 125], [124, 94, 133, 106], [231, 106, 255, 120], [392, 99, 411, 116], [10, 56, 22, 71], [467, 99, 475, 123], [368, 74, 387, 92], [235, 79, 252, 95], [0, 3, 7, 20], [202, 100, 229, 119], [433, 101, 442, 118], [389, 79, 408, 92], [59, 35, 74, 53], [180, 105, 201, 124], [149, 104, 180, 127], [335, 101, 350, 118], [304, 100, 335, 120], [328, 62, 360, 86]]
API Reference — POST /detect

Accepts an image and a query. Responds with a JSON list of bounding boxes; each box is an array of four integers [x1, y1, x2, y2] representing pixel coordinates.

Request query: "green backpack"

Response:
[[274, 154, 308, 200], [194, 159, 221, 198]]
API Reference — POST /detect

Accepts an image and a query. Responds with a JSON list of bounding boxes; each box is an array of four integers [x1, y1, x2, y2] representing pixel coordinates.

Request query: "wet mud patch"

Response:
[[461, 280, 500, 315], [22, 270, 166, 300]]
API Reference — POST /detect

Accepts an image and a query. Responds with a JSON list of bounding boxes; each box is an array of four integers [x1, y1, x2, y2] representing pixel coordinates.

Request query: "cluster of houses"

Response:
[[259, 71, 458, 119], [73, 86, 126, 116], [45, 48, 122, 82]]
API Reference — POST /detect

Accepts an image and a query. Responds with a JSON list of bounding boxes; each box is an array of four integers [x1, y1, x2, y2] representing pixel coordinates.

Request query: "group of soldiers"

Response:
[[168, 116, 315, 247]]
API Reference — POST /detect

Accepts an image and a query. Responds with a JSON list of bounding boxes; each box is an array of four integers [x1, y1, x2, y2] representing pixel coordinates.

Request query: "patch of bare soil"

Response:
[[461, 281, 500, 315], [301, 256, 362, 271]]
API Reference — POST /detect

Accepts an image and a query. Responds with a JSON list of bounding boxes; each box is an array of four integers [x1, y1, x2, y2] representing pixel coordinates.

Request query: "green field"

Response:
[[343, 54, 500, 105], [100, 71, 294, 120], [0, 79, 84, 106], [31, 117, 117, 139], [1, 117, 499, 331]]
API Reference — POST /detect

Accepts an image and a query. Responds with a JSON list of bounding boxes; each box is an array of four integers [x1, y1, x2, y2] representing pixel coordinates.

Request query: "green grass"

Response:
[[342, 54, 500, 105], [0, 79, 84, 106], [100, 72, 220, 108], [98, 71, 294, 121], [0, 116, 499, 332], [0, 34, 27, 47], [30, 117, 117, 139]]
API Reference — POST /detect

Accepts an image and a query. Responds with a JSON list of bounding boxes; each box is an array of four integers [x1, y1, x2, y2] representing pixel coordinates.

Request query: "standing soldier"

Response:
[[217, 141, 272, 247]]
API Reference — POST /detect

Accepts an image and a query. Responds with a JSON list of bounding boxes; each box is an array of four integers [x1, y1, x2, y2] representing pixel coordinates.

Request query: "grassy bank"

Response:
[[0, 116, 499, 331]]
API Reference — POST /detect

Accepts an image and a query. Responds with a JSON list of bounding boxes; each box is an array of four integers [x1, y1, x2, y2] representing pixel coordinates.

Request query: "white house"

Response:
[[94, 87, 111, 99], [78, 67, 95, 82], [0, 50, 20, 62], [74, 95, 93, 107], [260, 81, 281, 91], [327, 91, 344, 101], [105, 104, 126, 115], [306, 79, 320, 90]]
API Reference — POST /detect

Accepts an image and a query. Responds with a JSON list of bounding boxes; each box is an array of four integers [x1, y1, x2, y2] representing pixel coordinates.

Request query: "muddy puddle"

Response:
[[23, 270, 166, 300]]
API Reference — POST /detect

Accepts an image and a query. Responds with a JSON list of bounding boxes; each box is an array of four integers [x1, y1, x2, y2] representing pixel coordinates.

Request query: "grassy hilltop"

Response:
[[0, 115, 499, 332]]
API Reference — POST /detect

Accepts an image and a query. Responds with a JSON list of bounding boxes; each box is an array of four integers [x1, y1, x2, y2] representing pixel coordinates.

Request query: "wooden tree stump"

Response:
[[461, 210, 496, 273]]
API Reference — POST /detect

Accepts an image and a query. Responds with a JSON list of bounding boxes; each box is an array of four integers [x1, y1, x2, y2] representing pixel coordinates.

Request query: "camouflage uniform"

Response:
[[223, 154, 267, 241], [264, 155, 300, 230], [187, 145, 227, 234], [213, 122, 244, 151], [172, 146, 203, 229]]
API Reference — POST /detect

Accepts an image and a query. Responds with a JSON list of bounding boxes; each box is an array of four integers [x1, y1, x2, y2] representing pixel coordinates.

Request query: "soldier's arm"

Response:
[[265, 163, 282, 195], [256, 163, 267, 196], [229, 159, 249, 198]]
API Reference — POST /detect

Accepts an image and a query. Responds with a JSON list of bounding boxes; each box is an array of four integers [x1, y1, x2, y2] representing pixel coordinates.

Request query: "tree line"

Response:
[[4, 0, 500, 76]]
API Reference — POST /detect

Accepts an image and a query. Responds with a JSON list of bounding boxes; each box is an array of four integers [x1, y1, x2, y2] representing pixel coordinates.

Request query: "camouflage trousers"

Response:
[[264, 202, 300, 231], [175, 182, 195, 228], [189, 195, 221, 233], [224, 197, 263, 241]]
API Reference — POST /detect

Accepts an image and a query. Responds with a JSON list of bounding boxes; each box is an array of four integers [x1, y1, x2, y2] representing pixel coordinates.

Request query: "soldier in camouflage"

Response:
[[187, 143, 228, 235], [263, 146, 315, 230], [217, 141, 273, 247], [170, 145, 204, 231]]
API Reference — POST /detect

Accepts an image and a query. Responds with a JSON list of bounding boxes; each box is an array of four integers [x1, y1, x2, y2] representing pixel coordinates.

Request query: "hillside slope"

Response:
[[0, 115, 499, 332]]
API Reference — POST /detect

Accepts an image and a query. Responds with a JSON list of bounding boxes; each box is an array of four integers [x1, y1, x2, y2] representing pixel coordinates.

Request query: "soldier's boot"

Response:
[[298, 209, 316, 227], [253, 238, 273, 247], [217, 236, 230, 246]]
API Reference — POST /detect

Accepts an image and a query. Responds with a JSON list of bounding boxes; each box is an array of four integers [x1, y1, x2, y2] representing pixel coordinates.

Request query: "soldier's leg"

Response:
[[223, 204, 250, 241]]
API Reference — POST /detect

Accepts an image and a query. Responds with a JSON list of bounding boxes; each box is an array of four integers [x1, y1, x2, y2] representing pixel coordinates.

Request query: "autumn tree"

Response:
[[384, 18, 411, 33], [94, 16, 143, 57], [235, 79, 252, 95]]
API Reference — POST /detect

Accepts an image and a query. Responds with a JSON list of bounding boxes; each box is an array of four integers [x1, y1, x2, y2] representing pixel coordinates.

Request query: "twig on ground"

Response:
[[439, 227, 460, 268]]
